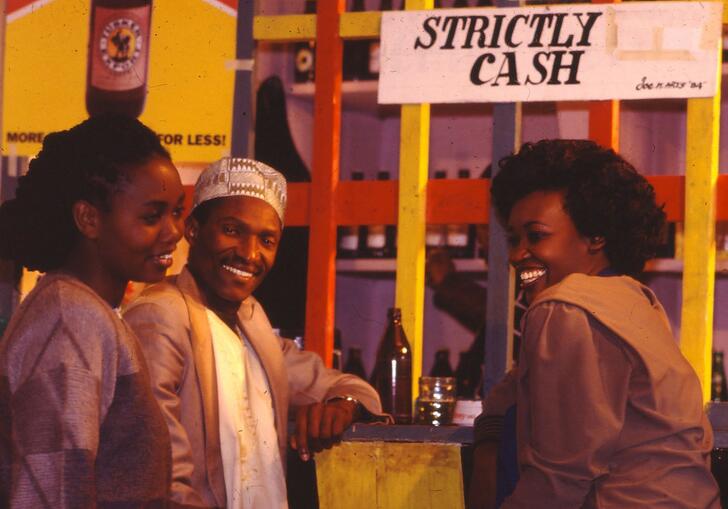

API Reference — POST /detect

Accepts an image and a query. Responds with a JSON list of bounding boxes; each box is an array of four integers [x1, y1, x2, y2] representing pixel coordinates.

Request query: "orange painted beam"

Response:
[[304, 0, 344, 365], [588, 0, 619, 151], [588, 100, 620, 150], [426, 179, 489, 224], [284, 176, 700, 227], [336, 180, 398, 225]]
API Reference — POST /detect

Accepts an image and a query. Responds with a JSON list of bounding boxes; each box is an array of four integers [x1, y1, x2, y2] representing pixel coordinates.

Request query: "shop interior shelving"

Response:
[[253, 0, 725, 400]]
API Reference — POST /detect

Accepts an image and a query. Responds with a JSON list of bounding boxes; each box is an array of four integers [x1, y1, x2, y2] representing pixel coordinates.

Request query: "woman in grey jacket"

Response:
[[0, 114, 186, 508]]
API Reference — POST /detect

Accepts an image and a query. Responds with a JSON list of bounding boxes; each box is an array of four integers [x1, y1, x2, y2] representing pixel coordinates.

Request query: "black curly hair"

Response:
[[0, 113, 170, 272], [491, 139, 666, 276]]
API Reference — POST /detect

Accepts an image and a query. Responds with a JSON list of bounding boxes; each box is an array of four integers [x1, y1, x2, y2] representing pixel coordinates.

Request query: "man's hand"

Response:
[[290, 398, 360, 461]]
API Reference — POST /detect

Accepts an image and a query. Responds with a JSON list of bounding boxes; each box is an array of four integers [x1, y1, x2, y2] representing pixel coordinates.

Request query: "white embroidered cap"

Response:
[[192, 157, 287, 224]]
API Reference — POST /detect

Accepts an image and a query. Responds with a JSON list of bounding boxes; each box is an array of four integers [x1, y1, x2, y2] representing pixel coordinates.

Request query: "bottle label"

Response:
[[367, 230, 386, 249], [447, 230, 468, 247], [90, 6, 150, 91], [339, 233, 359, 251], [369, 41, 380, 75], [426, 227, 444, 247]]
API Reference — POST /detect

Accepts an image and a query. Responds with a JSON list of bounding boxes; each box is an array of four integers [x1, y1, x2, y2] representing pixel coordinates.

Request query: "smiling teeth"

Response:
[[223, 265, 253, 278], [156, 254, 172, 260], [520, 269, 546, 285]]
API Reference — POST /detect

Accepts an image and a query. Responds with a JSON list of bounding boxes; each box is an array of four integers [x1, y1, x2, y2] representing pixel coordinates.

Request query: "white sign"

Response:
[[378, 2, 722, 104]]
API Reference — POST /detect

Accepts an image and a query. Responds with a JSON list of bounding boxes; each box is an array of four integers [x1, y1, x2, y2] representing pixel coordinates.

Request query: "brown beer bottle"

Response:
[[371, 308, 412, 424], [86, 0, 153, 117]]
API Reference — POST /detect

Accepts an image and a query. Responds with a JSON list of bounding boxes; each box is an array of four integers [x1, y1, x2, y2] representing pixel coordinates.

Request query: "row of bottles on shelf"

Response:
[[333, 307, 483, 426], [336, 169, 481, 259], [293, 0, 493, 85]]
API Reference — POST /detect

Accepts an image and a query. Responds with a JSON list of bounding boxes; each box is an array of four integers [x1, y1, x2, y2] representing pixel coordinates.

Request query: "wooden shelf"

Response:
[[337, 258, 486, 273], [336, 258, 728, 275], [289, 80, 385, 111]]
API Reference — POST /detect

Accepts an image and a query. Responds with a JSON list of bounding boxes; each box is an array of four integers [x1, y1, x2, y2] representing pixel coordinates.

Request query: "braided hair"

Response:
[[0, 114, 170, 272]]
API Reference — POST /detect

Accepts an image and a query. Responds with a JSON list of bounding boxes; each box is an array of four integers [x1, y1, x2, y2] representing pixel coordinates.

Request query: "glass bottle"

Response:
[[254, 76, 311, 333], [414, 376, 456, 426], [430, 348, 454, 377], [338, 171, 365, 258], [343, 0, 371, 81], [712, 351, 728, 402], [366, 171, 396, 258], [86, 0, 153, 117], [294, 0, 317, 83], [446, 169, 475, 258], [371, 308, 412, 424], [333, 329, 343, 370], [344, 347, 368, 380], [426, 170, 447, 252], [368, 0, 394, 79]]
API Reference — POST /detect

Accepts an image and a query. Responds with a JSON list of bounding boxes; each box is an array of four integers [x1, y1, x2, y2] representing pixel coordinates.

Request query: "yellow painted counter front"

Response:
[[314, 425, 471, 509]]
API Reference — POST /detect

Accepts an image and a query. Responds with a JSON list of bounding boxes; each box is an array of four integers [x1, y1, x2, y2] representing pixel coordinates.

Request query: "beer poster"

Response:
[[3, 0, 238, 161], [378, 2, 722, 104]]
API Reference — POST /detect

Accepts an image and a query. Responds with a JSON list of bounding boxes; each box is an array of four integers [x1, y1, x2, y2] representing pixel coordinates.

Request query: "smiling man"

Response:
[[124, 158, 383, 509]]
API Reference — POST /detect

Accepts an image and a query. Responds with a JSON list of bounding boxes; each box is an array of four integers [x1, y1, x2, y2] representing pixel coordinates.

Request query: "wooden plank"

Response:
[[316, 441, 465, 509], [396, 103, 430, 403], [305, 1, 344, 365], [588, 100, 619, 150], [682, 93, 721, 401], [389, 0, 434, 406], [484, 102, 521, 395], [253, 14, 316, 42], [340, 11, 381, 39], [286, 176, 688, 227], [426, 179, 489, 225], [336, 180, 398, 225]]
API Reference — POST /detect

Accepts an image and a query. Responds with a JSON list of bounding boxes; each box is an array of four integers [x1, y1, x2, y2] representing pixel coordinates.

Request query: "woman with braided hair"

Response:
[[0, 114, 185, 508]]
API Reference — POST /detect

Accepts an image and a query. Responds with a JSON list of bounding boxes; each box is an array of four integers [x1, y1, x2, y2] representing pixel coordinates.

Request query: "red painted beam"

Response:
[[304, 1, 344, 365]]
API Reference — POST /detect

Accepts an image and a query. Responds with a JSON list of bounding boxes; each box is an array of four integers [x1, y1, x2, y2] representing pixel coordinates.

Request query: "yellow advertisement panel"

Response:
[[3, 0, 238, 162]]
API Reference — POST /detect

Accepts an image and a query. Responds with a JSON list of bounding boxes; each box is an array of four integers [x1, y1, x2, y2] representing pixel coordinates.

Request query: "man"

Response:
[[125, 157, 383, 509]]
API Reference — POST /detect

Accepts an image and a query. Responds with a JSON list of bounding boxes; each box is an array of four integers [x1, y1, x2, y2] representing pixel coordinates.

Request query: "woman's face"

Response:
[[507, 190, 609, 303], [96, 155, 186, 284]]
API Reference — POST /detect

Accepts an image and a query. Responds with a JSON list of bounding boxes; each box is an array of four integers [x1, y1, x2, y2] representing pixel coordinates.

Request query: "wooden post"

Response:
[[682, 91, 721, 401], [305, 1, 344, 366], [394, 0, 433, 402]]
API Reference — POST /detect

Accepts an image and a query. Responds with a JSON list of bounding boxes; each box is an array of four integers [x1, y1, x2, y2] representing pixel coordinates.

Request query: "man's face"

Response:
[[186, 196, 282, 306]]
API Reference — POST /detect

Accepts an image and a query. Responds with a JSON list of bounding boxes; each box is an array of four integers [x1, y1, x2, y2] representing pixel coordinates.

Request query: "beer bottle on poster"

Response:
[[344, 347, 368, 380], [294, 0, 317, 83], [371, 308, 412, 424], [86, 0, 153, 117], [338, 171, 365, 258], [712, 351, 728, 402]]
